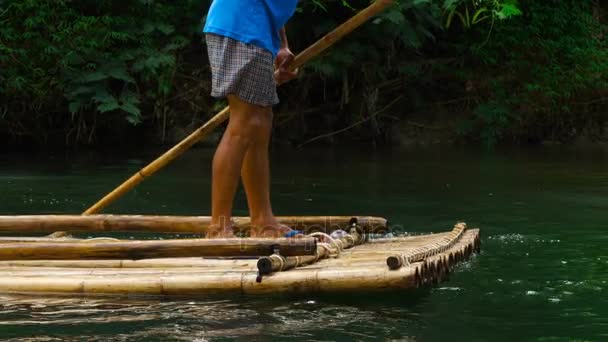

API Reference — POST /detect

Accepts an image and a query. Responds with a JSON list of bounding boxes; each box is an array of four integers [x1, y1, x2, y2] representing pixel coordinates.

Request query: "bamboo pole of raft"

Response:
[[0, 215, 387, 234], [0, 257, 387, 269], [0, 258, 259, 269], [0, 237, 316, 261], [82, 0, 394, 216]]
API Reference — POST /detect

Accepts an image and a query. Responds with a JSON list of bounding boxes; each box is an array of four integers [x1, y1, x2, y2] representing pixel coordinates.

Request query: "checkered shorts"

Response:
[[205, 34, 279, 107]]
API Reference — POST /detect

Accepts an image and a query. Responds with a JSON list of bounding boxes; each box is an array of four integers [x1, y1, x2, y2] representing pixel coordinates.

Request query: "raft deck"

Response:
[[0, 218, 479, 297]]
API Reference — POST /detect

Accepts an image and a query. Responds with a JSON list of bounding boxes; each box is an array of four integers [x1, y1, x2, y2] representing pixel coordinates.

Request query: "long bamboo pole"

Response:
[[0, 237, 317, 260], [0, 215, 387, 234], [0, 258, 259, 269], [82, 0, 394, 215]]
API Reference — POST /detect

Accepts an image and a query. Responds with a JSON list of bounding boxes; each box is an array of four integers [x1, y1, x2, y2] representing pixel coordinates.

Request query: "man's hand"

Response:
[[274, 47, 298, 85]]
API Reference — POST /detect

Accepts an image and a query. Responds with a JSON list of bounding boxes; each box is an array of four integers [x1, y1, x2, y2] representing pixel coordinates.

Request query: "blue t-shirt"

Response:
[[203, 0, 298, 57]]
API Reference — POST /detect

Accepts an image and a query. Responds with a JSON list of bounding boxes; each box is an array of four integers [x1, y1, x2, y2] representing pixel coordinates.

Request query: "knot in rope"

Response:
[[308, 232, 343, 253]]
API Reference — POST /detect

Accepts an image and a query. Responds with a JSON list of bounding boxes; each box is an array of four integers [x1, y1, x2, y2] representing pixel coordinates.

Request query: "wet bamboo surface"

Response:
[[0, 224, 480, 296], [0, 215, 387, 234]]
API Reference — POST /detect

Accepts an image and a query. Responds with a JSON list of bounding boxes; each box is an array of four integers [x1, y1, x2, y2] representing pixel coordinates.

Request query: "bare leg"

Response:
[[239, 104, 291, 237], [210, 95, 296, 238], [241, 106, 273, 222], [210, 96, 264, 237]]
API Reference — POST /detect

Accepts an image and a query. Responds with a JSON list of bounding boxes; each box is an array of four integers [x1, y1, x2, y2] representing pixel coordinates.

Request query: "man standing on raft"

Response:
[[203, 0, 300, 238]]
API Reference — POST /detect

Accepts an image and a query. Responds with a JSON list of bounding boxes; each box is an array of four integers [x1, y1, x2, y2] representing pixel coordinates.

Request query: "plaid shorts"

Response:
[[205, 34, 279, 107]]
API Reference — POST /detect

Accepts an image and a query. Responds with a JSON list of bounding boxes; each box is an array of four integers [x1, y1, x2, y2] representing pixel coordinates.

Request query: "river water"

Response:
[[0, 146, 607, 341]]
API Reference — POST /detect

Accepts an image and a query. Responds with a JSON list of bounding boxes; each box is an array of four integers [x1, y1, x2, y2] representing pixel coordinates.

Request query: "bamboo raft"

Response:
[[0, 1, 482, 298], [0, 215, 479, 297]]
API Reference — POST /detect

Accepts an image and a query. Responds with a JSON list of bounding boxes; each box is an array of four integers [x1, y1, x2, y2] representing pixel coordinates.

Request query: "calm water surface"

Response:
[[0, 146, 607, 341]]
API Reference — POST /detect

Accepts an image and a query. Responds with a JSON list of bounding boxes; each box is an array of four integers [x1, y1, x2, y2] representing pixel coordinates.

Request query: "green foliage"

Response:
[[443, 0, 521, 30], [0, 0, 605, 148], [0, 0, 203, 143], [305, 0, 441, 77], [459, 0, 608, 144], [279, 0, 444, 141], [458, 99, 512, 147]]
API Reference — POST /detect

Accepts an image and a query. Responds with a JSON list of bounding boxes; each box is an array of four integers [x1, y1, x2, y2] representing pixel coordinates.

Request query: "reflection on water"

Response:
[[1, 146, 608, 340]]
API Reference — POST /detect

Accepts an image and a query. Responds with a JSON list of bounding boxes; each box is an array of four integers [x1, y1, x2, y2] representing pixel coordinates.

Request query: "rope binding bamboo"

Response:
[[386, 222, 467, 270], [256, 222, 365, 278]]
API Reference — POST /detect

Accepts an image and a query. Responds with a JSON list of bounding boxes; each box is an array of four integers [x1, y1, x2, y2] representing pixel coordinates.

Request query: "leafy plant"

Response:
[[443, 0, 522, 30], [474, 0, 606, 143], [0, 0, 204, 144]]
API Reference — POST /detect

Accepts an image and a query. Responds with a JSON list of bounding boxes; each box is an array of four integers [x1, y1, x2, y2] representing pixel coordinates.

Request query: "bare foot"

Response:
[[250, 221, 303, 238], [206, 224, 236, 239]]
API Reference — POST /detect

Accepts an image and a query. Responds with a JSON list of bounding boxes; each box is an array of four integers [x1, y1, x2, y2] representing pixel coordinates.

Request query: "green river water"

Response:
[[0, 146, 607, 341]]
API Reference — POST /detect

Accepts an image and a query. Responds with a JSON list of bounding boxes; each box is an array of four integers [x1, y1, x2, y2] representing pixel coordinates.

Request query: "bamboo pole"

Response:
[[0, 265, 420, 296], [0, 237, 317, 261], [367, 233, 452, 244], [0, 257, 389, 269], [0, 236, 80, 243], [0, 215, 387, 234], [82, 0, 395, 215], [0, 258, 257, 268], [0, 267, 261, 276]]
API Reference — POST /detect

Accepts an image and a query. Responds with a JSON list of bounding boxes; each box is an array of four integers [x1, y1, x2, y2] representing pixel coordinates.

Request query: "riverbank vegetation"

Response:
[[0, 0, 606, 149]]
